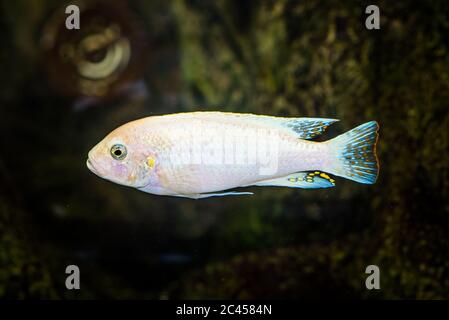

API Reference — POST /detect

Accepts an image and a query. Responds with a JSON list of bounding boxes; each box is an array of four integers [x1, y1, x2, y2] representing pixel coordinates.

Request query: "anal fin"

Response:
[[253, 171, 336, 189]]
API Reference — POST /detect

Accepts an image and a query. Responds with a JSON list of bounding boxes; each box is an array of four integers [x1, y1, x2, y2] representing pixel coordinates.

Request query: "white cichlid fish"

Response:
[[86, 112, 379, 199]]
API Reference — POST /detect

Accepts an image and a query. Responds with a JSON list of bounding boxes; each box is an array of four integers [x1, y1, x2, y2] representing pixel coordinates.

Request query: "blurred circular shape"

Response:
[[40, 0, 148, 100]]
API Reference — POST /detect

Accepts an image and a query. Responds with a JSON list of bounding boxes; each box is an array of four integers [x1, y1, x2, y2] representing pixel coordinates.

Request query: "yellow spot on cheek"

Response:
[[147, 157, 156, 169]]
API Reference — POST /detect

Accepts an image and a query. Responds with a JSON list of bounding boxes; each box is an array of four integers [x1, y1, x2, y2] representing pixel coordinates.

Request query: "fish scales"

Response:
[[138, 113, 325, 194]]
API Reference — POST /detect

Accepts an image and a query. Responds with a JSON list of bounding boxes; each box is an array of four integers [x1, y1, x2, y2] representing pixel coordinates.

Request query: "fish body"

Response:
[[87, 112, 379, 198]]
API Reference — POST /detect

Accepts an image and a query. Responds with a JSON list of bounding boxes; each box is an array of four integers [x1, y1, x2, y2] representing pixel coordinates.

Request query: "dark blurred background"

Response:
[[0, 0, 448, 299]]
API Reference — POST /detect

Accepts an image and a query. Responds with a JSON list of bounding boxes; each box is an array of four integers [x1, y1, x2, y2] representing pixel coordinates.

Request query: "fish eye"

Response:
[[110, 144, 127, 160]]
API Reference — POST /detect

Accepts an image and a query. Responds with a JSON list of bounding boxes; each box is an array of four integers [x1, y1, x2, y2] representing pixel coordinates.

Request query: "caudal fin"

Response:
[[326, 121, 379, 184]]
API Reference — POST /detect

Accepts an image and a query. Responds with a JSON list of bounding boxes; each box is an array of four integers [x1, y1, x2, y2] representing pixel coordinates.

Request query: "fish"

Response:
[[86, 111, 379, 199]]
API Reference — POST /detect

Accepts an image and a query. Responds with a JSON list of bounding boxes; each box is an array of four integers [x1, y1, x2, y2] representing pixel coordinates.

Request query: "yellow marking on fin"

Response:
[[320, 173, 330, 179]]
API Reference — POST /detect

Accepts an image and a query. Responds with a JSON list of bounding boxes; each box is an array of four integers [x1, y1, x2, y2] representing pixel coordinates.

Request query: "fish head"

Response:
[[86, 124, 156, 189]]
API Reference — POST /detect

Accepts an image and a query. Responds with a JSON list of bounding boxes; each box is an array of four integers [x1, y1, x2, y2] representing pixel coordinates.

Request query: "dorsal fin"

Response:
[[282, 118, 339, 139], [178, 112, 338, 139]]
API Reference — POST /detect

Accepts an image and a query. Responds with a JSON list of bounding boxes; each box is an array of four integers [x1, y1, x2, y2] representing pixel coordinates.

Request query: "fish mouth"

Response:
[[86, 158, 101, 176]]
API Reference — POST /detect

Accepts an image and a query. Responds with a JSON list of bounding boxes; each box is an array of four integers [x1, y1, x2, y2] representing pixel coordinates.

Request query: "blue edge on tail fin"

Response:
[[327, 121, 379, 184]]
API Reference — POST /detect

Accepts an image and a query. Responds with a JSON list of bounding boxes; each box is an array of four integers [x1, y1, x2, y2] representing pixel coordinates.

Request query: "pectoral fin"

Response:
[[252, 171, 336, 189]]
